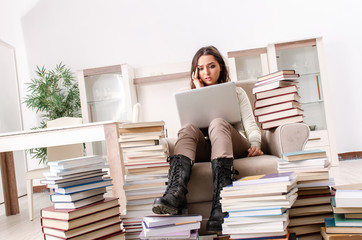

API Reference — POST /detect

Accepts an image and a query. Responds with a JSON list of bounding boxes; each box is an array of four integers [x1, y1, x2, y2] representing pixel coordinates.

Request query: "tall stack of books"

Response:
[[279, 150, 334, 239], [139, 215, 201, 239], [118, 121, 169, 240], [252, 70, 303, 130], [220, 172, 298, 239], [40, 155, 124, 239], [321, 184, 362, 239]]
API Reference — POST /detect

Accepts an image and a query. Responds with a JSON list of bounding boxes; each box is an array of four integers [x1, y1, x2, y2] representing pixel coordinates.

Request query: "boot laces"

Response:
[[165, 156, 182, 195], [213, 161, 230, 207]]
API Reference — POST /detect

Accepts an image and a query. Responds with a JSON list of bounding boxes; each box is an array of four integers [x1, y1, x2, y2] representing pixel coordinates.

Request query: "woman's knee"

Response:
[[178, 123, 199, 138], [209, 118, 230, 131]]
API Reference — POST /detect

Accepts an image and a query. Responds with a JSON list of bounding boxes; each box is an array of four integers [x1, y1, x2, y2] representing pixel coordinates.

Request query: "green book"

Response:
[[325, 217, 362, 234], [334, 213, 362, 227]]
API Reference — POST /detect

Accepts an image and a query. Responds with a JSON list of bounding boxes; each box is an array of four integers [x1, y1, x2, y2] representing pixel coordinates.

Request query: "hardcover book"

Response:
[[43, 222, 123, 240], [143, 215, 202, 228], [42, 215, 121, 239], [255, 85, 298, 100], [254, 93, 301, 108], [54, 179, 112, 194], [325, 217, 362, 234], [282, 149, 327, 162], [257, 108, 304, 123], [335, 189, 362, 208], [40, 198, 119, 220], [141, 221, 200, 237], [50, 187, 107, 203], [261, 115, 303, 130], [252, 81, 298, 94], [254, 101, 301, 116], [53, 194, 104, 209], [254, 74, 300, 86], [41, 206, 120, 230], [257, 70, 296, 81], [233, 172, 296, 186]]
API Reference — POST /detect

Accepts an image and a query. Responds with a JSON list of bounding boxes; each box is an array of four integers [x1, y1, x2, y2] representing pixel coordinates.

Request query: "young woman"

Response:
[[152, 46, 263, 232]]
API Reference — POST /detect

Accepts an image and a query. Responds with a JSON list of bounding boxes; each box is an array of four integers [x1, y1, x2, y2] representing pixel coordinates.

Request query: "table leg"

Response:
[[103, 122, 126, 213], [0, 151, 20, 215]]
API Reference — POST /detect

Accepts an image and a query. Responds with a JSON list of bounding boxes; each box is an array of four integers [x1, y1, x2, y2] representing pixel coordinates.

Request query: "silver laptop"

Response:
[[174, 82, 241, 128]]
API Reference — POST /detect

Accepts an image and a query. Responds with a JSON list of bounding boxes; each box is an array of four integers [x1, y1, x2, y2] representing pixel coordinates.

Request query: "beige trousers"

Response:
[[174, 118, 251, 162]]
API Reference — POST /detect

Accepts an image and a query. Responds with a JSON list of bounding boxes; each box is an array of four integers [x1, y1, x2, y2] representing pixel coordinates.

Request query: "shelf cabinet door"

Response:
[[273, 39, 327, 131], [78, 64, 137, 124], [77, 64, 137, 155], [228, 38, 338, 166], [227, 47, 269, 82]]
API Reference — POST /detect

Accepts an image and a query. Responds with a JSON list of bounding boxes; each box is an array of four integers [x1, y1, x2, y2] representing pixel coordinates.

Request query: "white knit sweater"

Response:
[[234, 87, 262, 148]]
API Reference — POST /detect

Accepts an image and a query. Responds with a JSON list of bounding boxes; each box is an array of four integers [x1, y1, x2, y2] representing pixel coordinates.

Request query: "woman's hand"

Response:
[[248, 146, 264, 157], [192, 68, 204, 88]]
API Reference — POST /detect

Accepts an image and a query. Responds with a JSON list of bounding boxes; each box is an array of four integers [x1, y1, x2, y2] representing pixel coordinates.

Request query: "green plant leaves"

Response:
[[24, 62, 81, 164]]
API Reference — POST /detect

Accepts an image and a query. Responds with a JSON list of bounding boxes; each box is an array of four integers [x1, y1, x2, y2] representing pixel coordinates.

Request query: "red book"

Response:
[[254, 93, 301, 108], [43, 222, 123, 240], [41, 206, 120, 231], [41, 198, 119, 221]]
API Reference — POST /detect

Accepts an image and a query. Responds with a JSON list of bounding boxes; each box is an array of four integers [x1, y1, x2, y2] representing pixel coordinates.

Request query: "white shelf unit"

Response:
[[228, 37, 338, 166], [77, 64, 137, 155]]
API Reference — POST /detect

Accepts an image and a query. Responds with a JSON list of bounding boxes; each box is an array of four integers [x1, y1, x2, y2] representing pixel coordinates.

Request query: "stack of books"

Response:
[[279, 150, 334, 239], [321, 184, 362, 239], [220, 172, 298, 239], [252, 70, 303, 130], [40, 155, 124, 239], [139, 215, 201, 239], [118, 121, 169, 239]]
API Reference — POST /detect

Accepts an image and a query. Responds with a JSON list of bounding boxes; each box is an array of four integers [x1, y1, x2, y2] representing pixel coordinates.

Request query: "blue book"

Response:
[[282, 149, 327, 161], [54, 179, 113, 194], [233, 172, 296, 186]]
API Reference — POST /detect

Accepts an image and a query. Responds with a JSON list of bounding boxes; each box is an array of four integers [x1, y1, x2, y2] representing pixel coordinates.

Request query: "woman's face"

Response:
[[197, 55, 221, 86]]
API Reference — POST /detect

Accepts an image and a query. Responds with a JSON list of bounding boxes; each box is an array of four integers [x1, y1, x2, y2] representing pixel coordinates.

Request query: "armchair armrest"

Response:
[[166, 123, 310, 158], [262, 122, 310, 158]]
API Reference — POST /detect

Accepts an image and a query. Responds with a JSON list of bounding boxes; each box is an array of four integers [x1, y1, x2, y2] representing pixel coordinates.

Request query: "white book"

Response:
[[230, 230, 288, 239], [335, 190, 362, 208], [51, 187, 107, 202], [221, 188, 297, 203], [223, 212, 288, 226], [222, 219, 289, 234], [42, 169, 104, 180], [47, 176, 104, 189], [48, 155, 106, 169], [222, 193, 297, 212], [44, 163, 109, 177], [227, 208, 288, 217], [142, 221, 200, 237], [143, 215, 202, 228], [41, 171, 107, 184], [53, 194, 105, 209]]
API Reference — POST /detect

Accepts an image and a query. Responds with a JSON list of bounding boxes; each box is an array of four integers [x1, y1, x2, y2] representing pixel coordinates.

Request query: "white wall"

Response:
[[0, 0, 40, 199], [12, 0, 362, 155]]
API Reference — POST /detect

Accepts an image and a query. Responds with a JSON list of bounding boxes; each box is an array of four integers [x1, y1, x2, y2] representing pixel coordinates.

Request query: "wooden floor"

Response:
[[1, 159, 362, 240]]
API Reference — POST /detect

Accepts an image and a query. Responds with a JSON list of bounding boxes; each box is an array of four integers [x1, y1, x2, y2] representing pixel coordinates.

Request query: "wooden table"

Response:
[[0, 121, 125, 216]]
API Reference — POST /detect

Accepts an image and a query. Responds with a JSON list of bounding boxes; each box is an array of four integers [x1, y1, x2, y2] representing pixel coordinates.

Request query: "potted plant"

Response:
[[24, 63, 81, 164]]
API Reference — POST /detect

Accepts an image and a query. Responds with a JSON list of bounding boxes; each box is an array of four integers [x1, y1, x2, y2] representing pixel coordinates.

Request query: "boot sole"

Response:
[[152, 203, 178, 215]]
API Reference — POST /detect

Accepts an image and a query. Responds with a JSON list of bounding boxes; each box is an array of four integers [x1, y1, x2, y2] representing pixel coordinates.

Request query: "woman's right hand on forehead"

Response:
[[192, 68, 204, 88]]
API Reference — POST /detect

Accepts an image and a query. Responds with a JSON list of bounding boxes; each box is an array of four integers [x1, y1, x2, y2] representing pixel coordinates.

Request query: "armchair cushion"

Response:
[[165, 122, 309, 204]]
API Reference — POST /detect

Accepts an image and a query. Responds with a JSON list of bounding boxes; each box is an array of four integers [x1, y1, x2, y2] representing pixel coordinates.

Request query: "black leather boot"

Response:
[[152, 154, 193, 215], [206, 158, 233, 233]]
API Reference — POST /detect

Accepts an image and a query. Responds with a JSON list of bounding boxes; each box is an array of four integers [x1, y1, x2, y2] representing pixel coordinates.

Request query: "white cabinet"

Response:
[[228, 37, 338, 166], [77, 64, 137, 155]]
